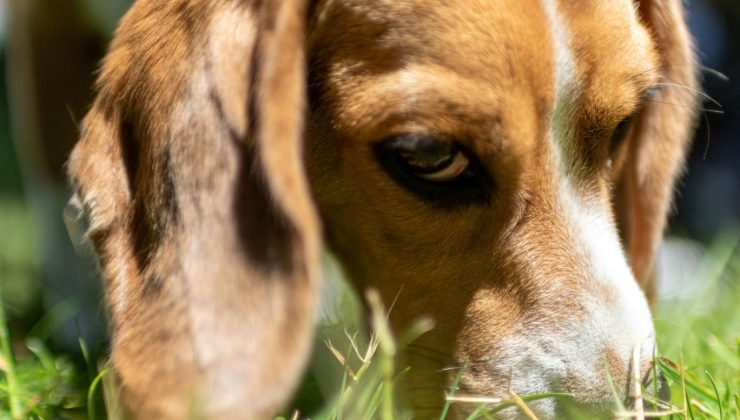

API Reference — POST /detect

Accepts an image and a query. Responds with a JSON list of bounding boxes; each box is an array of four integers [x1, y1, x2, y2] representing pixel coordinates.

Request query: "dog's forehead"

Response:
[[310, 0, 657, 122], [310, 0, 554, 93]]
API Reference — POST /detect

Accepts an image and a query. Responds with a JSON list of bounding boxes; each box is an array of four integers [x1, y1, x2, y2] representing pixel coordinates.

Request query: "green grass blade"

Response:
[[705, 371, 722, 420], [364, 379, 385, 420], [380, 354, 394, 420], [518, 392, 573, 403], [652, 348, 659, 412], [78, 333, 95, 385], [366, 290, 396, 420], [604, 358, 626, 414], [485, 392, 573, 415], [24, 338, 56, 372], [366, 367, 411, 420], [87, 368, 108, 420], [465, 403, 486, 419], [0, 273, 23, 419], [439, 366, 465, 420], [26, 299, 79, 341], [658, 358, 718, 402], [679, 353, 694, 420], [336, 338, 354, 420]]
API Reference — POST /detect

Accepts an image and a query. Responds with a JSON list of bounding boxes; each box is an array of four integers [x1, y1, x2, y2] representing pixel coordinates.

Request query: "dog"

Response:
[[67, 0, 698, 417]]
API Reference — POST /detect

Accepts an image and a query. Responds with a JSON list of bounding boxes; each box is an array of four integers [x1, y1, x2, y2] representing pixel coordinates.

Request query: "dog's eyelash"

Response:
[[639, 86, 661, 99], [373, 135, 492, 209], [608, 87, 659, 156], [610, 115, 635, 155]]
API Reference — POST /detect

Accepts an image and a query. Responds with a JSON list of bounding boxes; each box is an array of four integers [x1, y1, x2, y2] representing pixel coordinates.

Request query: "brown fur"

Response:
[[68, 0, 697, 418], [69, 1, 319, 417]]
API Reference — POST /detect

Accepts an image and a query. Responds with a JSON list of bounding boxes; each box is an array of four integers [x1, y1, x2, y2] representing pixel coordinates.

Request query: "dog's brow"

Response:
[[597, 68, 662, 118], [347, 96, 503, 144], [334, 69, 506, 140]]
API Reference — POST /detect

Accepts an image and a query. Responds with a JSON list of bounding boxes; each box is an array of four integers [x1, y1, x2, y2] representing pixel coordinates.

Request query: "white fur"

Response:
[[558, 179, 655, 370], [540, 0, 576, 104], [490, 1, 656, 412]]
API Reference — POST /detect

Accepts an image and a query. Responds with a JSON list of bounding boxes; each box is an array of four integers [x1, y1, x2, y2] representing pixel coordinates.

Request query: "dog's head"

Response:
[[68, 0, 697, 417]]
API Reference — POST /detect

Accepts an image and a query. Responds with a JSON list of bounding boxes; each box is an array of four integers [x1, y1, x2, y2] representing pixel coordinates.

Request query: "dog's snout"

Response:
[[559, 290, 657, 407], [465, 273, 658, 417]]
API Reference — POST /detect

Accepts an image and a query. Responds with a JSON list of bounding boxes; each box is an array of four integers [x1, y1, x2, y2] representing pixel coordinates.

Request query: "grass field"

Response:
[[278, 235, 740, 419], [0, 197, 737, 418]]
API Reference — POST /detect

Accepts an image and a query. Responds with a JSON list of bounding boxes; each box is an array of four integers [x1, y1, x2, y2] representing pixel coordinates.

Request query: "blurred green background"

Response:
[[0, 0, 737, 417], [0, 0, 134, 361]]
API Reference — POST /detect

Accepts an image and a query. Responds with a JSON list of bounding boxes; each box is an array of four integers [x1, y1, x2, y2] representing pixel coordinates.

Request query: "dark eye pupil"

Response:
[[610, 116, 634, 154], [373, 134, 492, 208], [396, 136, 455, 173]]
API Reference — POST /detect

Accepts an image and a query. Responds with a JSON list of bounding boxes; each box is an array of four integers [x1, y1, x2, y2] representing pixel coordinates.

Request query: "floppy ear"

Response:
[[614, 0, 698, 303], [68, 0, 319, 417]]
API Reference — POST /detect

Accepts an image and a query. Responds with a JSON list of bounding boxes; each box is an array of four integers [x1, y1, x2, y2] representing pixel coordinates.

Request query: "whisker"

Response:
[[702, 112, 711, 160], [413, 367, 465, 383], [402, 348, 454, 366], [404, 343, 457, 360], [699, 65, 729, 82], [411, 405, 447, 411], [65, 103, 80, 130], [435, 366, 466, 374], [407, 385, 457, 392], [644, 99, 724, 114], [643, 81, 722, 108], [386, 285, 404, 317]]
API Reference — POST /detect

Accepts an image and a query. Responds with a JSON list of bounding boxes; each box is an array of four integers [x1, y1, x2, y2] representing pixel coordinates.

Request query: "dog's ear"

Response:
[[68, 0, 319, 417], [614, 0, 698, 303]]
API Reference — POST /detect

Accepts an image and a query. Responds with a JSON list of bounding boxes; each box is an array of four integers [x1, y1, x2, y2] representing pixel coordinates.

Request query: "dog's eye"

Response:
[[396, 139, 470, 181], [373, 135, 492, 208], [610, 115, 634, 155]]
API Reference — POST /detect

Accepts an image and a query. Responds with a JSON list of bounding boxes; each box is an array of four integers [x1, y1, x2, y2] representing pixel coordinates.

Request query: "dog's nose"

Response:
[[658, 370, 671, 401], [537, 296, 658, 415], [642, 368, 671, 403], [540, 341, 663, 417]]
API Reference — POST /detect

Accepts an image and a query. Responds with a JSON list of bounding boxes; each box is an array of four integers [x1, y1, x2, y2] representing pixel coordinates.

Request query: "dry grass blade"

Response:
[[689, 398, 713, 416], [326, 339, 346, 366], [614, 409, 685, 418], [642, 394, 682, 412], [508, 388, 538, 420], [326, 339, 358, 381], [631, 345, 645, 420], [365, 290, 396, 420], [345, 329, 377, 363], [445, 395, 503, 405]]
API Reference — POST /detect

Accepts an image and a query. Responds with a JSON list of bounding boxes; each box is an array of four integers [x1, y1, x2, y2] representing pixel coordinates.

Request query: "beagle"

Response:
[[68, 0, 698, 418]]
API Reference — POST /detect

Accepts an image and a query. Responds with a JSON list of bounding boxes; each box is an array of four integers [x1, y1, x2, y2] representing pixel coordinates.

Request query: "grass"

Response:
[[281, 233, 740, 419], [0, 288, 87, 419], [0, 203, 736, 419], [651, 233, 740, 419]]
